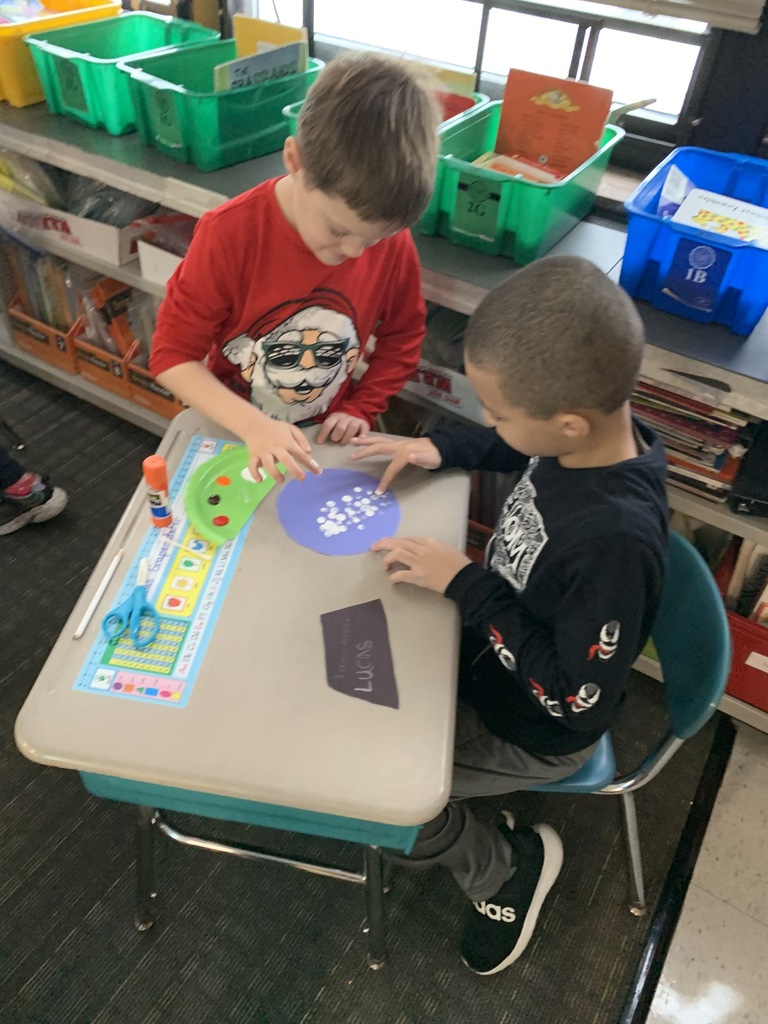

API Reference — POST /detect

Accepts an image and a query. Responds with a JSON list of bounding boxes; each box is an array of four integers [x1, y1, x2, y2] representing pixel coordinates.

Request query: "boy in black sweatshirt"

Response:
[[351, 255, 668, 976]]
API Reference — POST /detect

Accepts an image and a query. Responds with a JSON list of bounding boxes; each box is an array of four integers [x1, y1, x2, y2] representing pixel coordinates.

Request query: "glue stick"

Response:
[[143, 454, 173, 528]]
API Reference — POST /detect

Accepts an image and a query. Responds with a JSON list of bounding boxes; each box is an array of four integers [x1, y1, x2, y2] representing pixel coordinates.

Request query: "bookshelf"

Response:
[[2, 103, 768, 729]]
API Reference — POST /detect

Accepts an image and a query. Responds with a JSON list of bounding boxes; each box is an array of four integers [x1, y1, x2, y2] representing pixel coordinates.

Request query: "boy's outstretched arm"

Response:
[[444, 536, 663, 736], [372, 535, 471, 592], [350, 436, 442, 492], [155, 362, 319, 483], [351, 422, 529, 491], [150, 214, 319, 484]]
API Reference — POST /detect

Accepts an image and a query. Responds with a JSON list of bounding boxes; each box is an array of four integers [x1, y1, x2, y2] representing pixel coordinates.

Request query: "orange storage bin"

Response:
[[128, 358, 184, 419], [0, 0, 120, 108], [72, 317, 132, 397], [7, 296, 79, 373]]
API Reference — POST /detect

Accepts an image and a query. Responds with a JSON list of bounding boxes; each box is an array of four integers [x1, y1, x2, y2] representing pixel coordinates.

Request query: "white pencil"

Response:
[[72, 548, 124, 639]]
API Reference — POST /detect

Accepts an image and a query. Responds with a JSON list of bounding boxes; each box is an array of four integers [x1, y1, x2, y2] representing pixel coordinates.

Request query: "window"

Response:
[[261, 0, 768, 169], [314, 0, 483, 67]]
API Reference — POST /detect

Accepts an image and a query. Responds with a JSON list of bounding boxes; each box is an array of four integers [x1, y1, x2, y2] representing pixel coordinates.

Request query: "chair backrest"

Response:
[[650, 531, 732, 740]]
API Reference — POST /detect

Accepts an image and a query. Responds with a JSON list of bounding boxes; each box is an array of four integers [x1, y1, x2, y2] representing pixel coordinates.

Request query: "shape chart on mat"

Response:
[[72, 437, 254, 709], [277, 469, 401, 556]]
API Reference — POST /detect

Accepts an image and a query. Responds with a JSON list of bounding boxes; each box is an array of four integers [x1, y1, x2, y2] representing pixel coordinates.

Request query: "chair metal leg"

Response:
[[134, 805, 158, 932], [363, 846, 387, 969], [620, 793, 646, 916]]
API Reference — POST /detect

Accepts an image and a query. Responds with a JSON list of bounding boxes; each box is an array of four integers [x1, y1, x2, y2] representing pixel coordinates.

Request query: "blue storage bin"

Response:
[[620, 147, 768, 335]]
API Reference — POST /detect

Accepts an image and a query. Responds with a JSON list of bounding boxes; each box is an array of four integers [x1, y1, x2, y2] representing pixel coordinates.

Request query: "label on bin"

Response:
[[662, 238, 731, 313], [54, 57, 87, 114], [454, 174, 501, 242], [150, 91, 183, 150]]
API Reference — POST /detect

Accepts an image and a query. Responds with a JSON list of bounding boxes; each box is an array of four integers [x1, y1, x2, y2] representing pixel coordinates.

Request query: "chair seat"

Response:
[[527, 732, 617, 794]]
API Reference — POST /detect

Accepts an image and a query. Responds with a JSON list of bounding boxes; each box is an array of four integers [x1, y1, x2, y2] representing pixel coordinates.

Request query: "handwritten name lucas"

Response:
[[333, 617, 376, 693]]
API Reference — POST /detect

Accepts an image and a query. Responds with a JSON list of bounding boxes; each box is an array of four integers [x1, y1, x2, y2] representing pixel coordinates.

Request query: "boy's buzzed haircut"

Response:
[[297, 51, 441, 227], [464, 255, 645, 418]]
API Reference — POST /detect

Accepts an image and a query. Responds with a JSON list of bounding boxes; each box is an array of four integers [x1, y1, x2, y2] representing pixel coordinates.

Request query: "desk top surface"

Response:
[[15, 412, 471, 826]]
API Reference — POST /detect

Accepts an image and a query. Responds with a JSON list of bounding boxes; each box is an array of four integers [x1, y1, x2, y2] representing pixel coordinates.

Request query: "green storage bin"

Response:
[[24, 12, 219, 136], [119, 43, 323, 172], [424, 101, 624, 264], [282, 91, 489, 137]]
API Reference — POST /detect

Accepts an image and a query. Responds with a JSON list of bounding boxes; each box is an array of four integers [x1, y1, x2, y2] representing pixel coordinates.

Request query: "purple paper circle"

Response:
[[277, 469, 400, 556]]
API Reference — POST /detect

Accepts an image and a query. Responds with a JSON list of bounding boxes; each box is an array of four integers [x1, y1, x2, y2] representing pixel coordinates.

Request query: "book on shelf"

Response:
[[631, 375, 757, 504]]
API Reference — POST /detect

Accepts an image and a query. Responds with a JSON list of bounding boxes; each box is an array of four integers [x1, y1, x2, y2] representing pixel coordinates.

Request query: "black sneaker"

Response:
[[0, 473, 68, 536], [460, 813, 563, 975]]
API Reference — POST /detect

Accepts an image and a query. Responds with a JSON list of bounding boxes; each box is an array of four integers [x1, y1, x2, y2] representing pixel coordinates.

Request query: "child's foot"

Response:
[[460, 812, 563, 975], [0, 472, 68, 535]]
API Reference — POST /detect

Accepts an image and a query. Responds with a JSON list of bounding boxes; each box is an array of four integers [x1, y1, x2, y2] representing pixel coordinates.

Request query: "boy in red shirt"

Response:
[[151, 52, 440, 484]]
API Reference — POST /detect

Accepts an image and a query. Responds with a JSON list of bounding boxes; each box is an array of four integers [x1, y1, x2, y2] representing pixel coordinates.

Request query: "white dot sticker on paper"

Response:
[[277, 469, 400, 556]]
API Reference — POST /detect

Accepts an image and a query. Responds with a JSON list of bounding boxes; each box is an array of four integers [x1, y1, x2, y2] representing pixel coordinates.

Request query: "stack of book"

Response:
[[631, 375, 757, 503]]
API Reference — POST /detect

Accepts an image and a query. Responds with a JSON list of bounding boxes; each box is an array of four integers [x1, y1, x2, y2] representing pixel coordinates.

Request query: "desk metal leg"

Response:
[[134, 805, 157, 932], [363, 846, 386, 970]]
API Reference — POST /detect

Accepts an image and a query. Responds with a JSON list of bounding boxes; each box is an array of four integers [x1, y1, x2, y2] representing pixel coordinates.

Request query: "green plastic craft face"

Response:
[[184, 446, 279, 544]]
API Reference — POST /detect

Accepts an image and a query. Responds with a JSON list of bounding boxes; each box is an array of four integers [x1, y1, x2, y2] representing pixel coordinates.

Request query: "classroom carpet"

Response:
[[0, 359, 732, 1024]]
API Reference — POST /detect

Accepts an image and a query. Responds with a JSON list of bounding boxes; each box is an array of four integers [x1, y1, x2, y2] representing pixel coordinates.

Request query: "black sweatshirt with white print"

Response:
[[432, 419, 668, 756]]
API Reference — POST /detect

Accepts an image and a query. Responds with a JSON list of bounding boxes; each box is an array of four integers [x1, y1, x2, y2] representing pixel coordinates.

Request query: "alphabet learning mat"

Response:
[[73, 436, 264, 709]]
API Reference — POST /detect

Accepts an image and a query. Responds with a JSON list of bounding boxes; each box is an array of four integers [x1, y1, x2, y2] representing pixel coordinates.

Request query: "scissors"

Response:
[[102, 558, 159, 649]]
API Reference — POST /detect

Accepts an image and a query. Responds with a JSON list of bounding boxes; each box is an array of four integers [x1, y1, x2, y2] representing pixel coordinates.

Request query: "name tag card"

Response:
[[320, 600, 399, 709]]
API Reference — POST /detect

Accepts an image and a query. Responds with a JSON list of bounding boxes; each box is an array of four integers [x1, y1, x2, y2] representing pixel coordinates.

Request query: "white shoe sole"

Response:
[[467, 823, 564, 976], [0, 487, 68, 536]]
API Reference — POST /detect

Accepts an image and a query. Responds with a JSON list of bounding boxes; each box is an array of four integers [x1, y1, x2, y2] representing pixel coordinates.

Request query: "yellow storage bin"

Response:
[[0, 0, 121, 108]]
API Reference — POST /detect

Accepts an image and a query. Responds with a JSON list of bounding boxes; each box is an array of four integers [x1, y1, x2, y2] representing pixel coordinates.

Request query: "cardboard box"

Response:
[[128, 358, 185, 419], [0, 191, 142, 265], [401, 358, 484, 424], [7, 297, 79, 374], [136, 239, 183, 288], [72, 319, 133, 397]]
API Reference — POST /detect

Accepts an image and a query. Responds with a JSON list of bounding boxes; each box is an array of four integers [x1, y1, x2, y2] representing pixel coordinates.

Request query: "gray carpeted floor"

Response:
[[0, 359, 722, 1024]]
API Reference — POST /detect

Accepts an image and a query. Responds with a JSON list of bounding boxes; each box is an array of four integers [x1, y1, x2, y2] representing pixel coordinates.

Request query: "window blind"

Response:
[[575, 1, 765, 33]]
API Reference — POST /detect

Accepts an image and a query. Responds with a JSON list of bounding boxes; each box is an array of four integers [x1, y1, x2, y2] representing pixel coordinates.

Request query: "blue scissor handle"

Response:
[[102, 592, 133, 641], [102, 585, 159, 649], [102, 558, 159, 650]]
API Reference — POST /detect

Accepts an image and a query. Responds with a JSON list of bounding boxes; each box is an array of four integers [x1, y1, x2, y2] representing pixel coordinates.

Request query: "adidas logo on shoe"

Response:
[[472, 900, 517, 924], [461, 820, 564, 975]]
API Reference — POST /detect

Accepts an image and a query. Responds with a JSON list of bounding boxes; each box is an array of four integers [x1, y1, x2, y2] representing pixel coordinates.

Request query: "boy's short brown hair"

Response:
[[296, 51, 441, 227], [464, 255, 645, 418]]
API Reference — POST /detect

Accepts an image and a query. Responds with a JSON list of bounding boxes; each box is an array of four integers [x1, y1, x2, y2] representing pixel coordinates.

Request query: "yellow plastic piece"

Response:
[[0, 0, 121, 108]]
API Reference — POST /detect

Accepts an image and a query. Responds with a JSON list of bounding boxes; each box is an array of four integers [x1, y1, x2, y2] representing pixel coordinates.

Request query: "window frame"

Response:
[[302, 0, 767, 173]]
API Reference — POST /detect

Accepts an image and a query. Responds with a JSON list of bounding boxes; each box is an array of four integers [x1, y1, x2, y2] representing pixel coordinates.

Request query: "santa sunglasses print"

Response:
[[262, 336, 351, 369]]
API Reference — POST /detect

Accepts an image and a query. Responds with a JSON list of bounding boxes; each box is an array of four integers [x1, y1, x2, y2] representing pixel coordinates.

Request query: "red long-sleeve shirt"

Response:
[[150, 178, 425, 426]]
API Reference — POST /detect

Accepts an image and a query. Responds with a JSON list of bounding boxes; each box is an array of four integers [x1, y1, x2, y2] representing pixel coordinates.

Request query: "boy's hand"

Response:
[[371, 536, 470, 593], [316, 412, 370, 445], [243, 418, 321, 484], [349, 436, 442, 493]]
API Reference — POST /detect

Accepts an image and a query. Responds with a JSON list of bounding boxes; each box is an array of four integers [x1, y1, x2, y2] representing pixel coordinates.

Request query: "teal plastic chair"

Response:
[[529, 530, 732, 915]]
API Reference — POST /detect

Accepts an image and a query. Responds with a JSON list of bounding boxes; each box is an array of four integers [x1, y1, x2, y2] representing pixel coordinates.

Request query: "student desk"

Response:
[[14, 409, 471, 967]]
